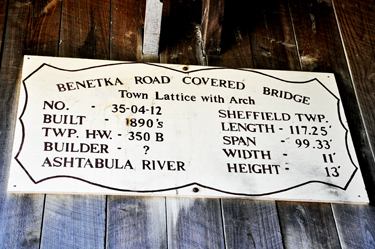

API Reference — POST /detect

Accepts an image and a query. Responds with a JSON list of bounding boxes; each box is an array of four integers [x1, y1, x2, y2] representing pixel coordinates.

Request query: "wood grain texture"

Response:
[[201, 0, 225, 56], [207, 0, 253, 68], [143, 0, 163, 55], [333, 204, 375, 248], [244, 1, 342, 248], [0, 0, 62, 247], [332, 0, 375, 201], [40, 0, 109, 247], [289, 0, 375, 201], [161, 2, 224, 248], [28, 0, 61, 56], [167, 198, 225, 249], [249, 0, 299, 70], [107, 196, 167, 248], [222, 200, 283, 249], [111, 0, 145, 61], [159, 0, 205, 65], [108, 1, 167, 247], [60, 0, 110, 59], [0, 0, 7, 55], [277, 202, 340, 249], [40, 195, 106, 248], [206, 2, 284, 248]]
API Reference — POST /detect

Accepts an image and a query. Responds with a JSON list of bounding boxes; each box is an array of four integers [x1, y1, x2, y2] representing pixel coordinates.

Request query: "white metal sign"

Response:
[[8, 56, 368, 203]]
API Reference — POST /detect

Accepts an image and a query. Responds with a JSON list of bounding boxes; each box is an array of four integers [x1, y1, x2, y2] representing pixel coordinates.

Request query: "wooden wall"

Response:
[[0, 0, 374, 248]]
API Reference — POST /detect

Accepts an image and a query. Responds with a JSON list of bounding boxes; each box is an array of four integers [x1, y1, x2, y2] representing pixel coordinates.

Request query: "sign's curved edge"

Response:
[[31, 175, 346, 196]]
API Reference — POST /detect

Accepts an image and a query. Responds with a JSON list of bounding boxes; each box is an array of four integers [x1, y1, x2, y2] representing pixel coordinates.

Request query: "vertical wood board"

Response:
[[201, 0, 225, 56], [111, 0, 145, 61], [222, 200, 283, 249], [161, 2, 224, 248], [249, 0, 300, 70], [0, 0, 56, 247], [333, 204, 375, 248], [60, 0, 110, 59], [167, 198, 225, 249], [0, 0, 8, 56], [160, 0, 205, 65], [107, 197, 167, 248], [277, 201, 341, 249], [332, 0, 375, 201], [207, 0, 253, 68], [107, 1, 167, 248], [40, 0, 109, 247], [143, 0, 163, 55]]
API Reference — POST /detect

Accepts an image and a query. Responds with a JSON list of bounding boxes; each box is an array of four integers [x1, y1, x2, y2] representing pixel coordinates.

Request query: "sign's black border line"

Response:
[[14, 61, 358, 196]]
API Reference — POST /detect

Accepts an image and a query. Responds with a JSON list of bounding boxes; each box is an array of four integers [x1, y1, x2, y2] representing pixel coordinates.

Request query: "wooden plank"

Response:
[[272, 1, 346, 248], [201, 0, 225, 56], [288, 0, 375, 202], [167, 198, 225, 249], [332, 0, 375, 201], [222, 200, 283, 248], [41, 195, 106, 248], [249, 0, 300, 70], [159, 0, 205, 65], [0, 0, 62, 247], [59, 0, 110, 59], [329, 0, 375, 247], [28, 0, 61, 56], [40, 0, 109, 247], [277, 202, 340, 248], [159, 1, 224, 247], [107, 1, 166, 247], [0, 0, 7, 55], [206, 2, 283, 248], [111, 0, 145, 61], [233, 0, 342, 248], [143, 0, 163, 55], [107, 197, 167, 248], [206, 0, 253, 68], [333, 204, 375, 248]]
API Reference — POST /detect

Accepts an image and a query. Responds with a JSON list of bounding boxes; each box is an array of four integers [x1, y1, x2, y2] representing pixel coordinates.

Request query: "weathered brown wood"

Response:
[[159, 0, 205, 65], [240, 1, 341, 248], [29, 0, 61, 56], [107, 1, 167, 248], [111, 0, 145, 61], [288, 0, 374, 203], [249, 0, 299, 70], [0, 0, 62, 247], [40, 0, 109, 247], [167, 198, 225, 249], [143, 0, 163, 55], [59, 0, 110, 59], [0, 0, 7, 55], [160, 2, 224, 247], [206, 2, 283, 248], [332, 0, 375, 201], [288, 1, 375, 247], [107, 196, 167, 248], [201, 0, 225, 56], [222, 200, 283, 249], [328, 0, 375, 247], [207, 0, 253, 68]]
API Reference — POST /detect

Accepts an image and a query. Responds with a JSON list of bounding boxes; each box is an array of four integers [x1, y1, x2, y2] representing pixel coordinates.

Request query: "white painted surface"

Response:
[[7, 56, 368, 203], [143, 0, 163, 55]]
